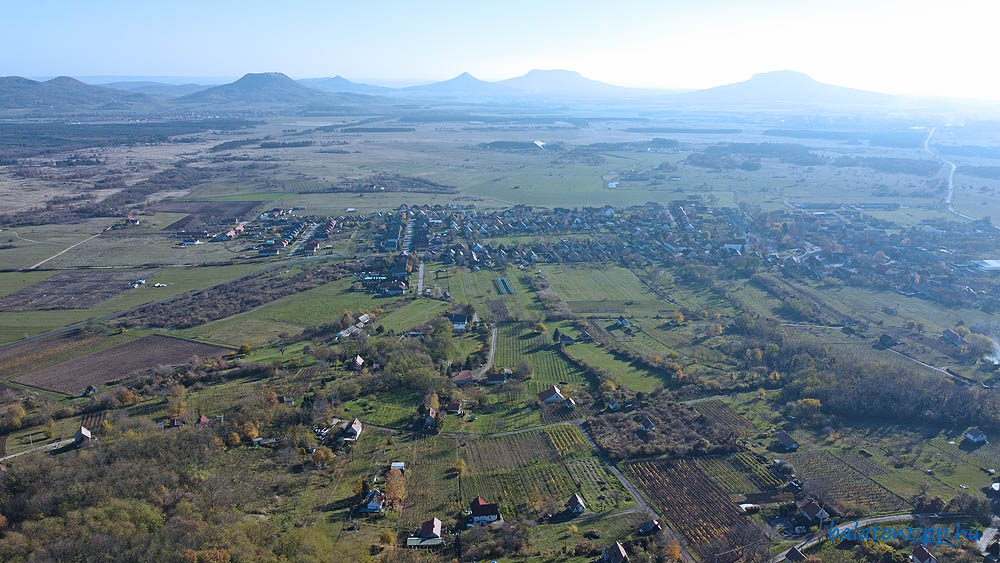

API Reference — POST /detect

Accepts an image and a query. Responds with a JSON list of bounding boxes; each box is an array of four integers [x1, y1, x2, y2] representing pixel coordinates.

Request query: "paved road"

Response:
[[0, 438, 74, 462], [472, 327, 498, 378], [417, 261, 425, 295], [29, 231, 102, 269]]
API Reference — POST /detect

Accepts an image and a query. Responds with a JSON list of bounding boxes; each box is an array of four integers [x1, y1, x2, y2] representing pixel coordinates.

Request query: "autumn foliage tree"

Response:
[[385, 468, 405, 508]]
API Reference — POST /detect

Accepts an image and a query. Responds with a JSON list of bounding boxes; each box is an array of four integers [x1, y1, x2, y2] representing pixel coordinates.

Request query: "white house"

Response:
[[360, 489, 386, 513], [538, 386, 564, 404], [344, 418, 363, 442]]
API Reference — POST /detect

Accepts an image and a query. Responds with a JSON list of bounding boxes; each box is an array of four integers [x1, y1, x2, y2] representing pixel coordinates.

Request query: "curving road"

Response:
[[923, 127, 976, 221]]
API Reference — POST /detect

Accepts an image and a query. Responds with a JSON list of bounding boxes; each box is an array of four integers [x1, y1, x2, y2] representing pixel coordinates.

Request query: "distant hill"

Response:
[[400, 72, 517, 99], [100, 81, 212, 97], [179, 72, 373, 107], [298, 76, 393, 95], [673, 70, 894, 110], [0, 76, 157, 113], [498, 69, 634, 98]]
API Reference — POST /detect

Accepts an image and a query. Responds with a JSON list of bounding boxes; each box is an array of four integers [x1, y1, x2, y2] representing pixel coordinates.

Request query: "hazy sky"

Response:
[[3, 0, 997, 99]]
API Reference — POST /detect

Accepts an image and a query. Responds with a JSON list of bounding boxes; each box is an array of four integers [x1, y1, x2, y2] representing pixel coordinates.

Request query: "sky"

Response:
[[2, 0, 998, 99]]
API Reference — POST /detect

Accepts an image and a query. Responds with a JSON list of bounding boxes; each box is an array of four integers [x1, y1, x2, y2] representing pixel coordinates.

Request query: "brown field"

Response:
[[15, 335, 231, 393], [0, 270, 156, 311], [691, 400, 758, 437], [0, 328, 106, 378], [626, 458, 769, 562], [151, 200, 261, 230]]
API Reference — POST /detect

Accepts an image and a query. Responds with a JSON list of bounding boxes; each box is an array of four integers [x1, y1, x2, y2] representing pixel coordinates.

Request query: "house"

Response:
[[445, 402, 463, 415], [83, 384, 99, 397], [360, 489, 386, 513], [452, 370, 477, 386], [447, 311, 478, 333], [565, 397, 577, 410], [912, 545, 937, 563], [942, 328, 969, 347], [638, 520, 662, 535], [602, 541, 629, 563], [567, 492, 586, 515], [420, 517, 442, 539], [424, 408, 437, 428], [799, 499, 829, 522], [470, 496, 501, 524], [390, 461, 407, 474], [639, 415, 655, 432], [878, 333, 898, 347], [785, 546, 807, 561], [351, 355, 365, 370], [196, 415, 212, 427], [279, 396, 295, 405], [538, 385, 564, 404], [344, 418, 363, 442], [485, 370, 508, 385], [616, 316, 630, 329], [74, 426, 92, 447], [378, 280, 407, 296], [775, 431, 799, 451], [965, 429, 988, 444], [559, 333, 576, 346], [607, 398, 621, 411]]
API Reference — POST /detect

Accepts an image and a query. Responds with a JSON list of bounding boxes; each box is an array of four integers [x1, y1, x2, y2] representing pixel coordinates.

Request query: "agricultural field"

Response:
[[494, 323, 590, 394], [373, 298, 448, 332], [562, 339, 667, 393], [0, 327, 147, 381], [0, 269, 158, 311], [182, 277, 389, 346], [14, 334, 231, 394], [0, 261, 272, 344], [690, 400, 760, 437], [783, 450, 909, 515], [626, 458, 769, 562], [540, 264, 666, 315], [149, 200, 262, 230], [459, 425, 632, 520], [694, 453, 783, 495]]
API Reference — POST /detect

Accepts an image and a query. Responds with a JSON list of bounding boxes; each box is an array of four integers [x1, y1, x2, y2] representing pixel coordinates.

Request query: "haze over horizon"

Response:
[[3, 0, 998, 101]]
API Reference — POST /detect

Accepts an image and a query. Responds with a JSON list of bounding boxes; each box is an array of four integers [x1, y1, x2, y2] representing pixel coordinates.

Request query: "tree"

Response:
[[226, 432, 241, 448], [167, 385, 188, 419], [517, 358, 533, 379], [667, 539, 682, 561], [535, 322, 548, 334], [312, 446, 333, 468], [385, 468, 405, 507], [455, 458, 467, 475], [967, 333, 995, 358], [341, 310, 356, 327], [552, 327, 561, 344], [427, 392, 440, 412], [237, 343, 252, 356], [242, 421, 259, 441], [379, 529, 396, 545], [45, 418, 57, 439]]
